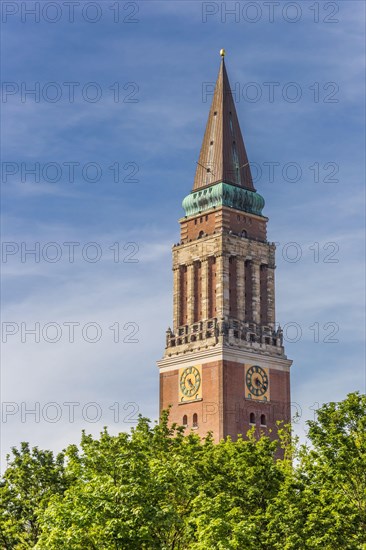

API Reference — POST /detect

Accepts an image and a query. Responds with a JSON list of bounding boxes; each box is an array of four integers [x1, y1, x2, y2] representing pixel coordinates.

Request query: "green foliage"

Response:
[[1, 393, 365, 549], [266, 392, 366, 549], [0, 442, 68, 549]]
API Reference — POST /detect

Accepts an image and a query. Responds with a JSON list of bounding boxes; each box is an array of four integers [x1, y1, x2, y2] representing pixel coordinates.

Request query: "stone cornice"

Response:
[[157, 344, 292, 373]]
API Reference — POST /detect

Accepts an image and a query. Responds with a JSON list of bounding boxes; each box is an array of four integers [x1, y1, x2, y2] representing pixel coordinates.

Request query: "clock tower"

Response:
[[157, 51, 292, 442]]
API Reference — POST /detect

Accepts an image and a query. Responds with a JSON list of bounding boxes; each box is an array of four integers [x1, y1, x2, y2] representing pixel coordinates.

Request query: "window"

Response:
[[198, 230, 204, 239], [229, 112, 233, 134], [249, 413, 255, 425], [183, 415, 188, 427], [241, 229, 247, 238], [260, 414, 266, 426], [232, 141, 240, 184], [193, 413, 198, 428]]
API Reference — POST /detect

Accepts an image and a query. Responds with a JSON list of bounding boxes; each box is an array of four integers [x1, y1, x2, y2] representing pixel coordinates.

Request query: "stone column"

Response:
[[187, 262, 195, 325], [216, 254, 230, 319], [237, 256, 245, 322], [173, 266, 180, 331], [267, 266, 276, 327], [251, 260, 261, 324], [201, 258, 209, 320]]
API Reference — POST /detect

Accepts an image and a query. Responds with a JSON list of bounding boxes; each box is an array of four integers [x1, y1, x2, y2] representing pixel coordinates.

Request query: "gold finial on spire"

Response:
[[220, 48, 226, 58]]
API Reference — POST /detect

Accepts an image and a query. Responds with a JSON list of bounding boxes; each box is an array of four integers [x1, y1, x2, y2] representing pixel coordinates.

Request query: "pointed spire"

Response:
[[193, 51, 255, 192]]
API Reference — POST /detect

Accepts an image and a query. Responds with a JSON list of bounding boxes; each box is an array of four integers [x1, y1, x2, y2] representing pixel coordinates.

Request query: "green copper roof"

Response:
[[182, 182, 265, 218]]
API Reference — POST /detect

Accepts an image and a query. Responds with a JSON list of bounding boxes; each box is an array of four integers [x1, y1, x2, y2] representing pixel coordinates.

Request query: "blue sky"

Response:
[[1, 1, 365, 467]]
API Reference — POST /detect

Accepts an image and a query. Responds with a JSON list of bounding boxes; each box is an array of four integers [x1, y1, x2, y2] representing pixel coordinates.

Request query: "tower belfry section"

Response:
[[157, 52, 292, 442]]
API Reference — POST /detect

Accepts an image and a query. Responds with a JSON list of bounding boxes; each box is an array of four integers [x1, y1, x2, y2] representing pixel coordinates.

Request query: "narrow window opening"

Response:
[[193, 413, 198, 428], [232, 141, 240, 184], [183, 415, 188, 427], [260, 414, 266, 426], [249, 413, 255, 425], [229, 112, 234, 134]]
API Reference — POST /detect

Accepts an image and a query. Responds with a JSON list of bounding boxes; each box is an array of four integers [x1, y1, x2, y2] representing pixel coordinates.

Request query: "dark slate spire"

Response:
[[193, 50, 255, 192]]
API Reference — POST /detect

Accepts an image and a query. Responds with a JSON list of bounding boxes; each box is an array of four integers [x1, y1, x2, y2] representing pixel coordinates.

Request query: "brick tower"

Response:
[[157, 51, 292, 442]]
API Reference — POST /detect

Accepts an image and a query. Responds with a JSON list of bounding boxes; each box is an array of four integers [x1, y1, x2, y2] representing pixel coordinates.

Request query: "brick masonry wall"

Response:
[[180, 207, 268, 243], [160, 361, 222, 440], [160, 358, 290, 444], [223, 360, 291, 441]]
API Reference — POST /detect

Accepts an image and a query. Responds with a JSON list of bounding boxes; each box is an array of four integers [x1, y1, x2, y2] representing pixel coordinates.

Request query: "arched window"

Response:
[[198, 230, 204, 239], [183, 415, 188, 427], [193, 413, 198, 427], [260, 414, 266, 426], [249, 412, 255, 425], [241, 229, 247, 238]]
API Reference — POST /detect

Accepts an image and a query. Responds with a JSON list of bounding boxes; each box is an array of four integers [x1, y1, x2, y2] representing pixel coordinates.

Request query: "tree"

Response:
[[36, 416, 283, 549], [187, 431, 283, 549], [0, 443, 67, 549], [1, 393, 365, 549], [266, 392, 366, 549]]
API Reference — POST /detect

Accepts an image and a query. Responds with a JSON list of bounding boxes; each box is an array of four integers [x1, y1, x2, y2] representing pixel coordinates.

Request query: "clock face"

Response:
[[246, 365, 269, 399], [180, 366, 201, 399]]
